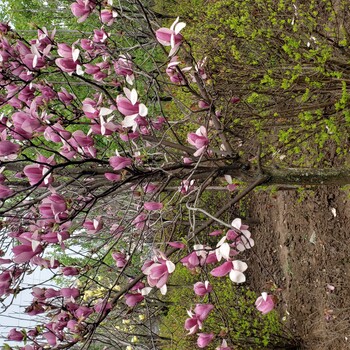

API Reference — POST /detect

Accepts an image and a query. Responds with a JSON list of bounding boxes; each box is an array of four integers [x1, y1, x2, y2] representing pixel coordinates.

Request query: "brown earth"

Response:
[[245, 186, 350, 350]]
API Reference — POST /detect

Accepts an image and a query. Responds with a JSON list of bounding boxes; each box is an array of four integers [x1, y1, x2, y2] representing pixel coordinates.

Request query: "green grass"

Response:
[[159, 265, 287, 350]]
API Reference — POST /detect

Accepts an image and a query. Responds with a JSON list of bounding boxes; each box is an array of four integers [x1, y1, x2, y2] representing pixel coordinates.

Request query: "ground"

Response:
[[244, 186, 350, 349]]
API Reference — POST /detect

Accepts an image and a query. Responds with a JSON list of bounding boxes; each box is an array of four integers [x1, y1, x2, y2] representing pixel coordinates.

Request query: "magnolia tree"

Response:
[[0, 1, 297, 349]]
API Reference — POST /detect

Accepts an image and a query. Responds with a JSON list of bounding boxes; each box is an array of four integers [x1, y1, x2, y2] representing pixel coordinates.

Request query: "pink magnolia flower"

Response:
[[185, 303, 214, 334], [114, 55, 134, 84], [125, 293, 144, 307], [230, 97, 240, 104], [12, 240, 43, 264], [133, 213, 147, 230], [104, 172, 121, 182], [224, 175, 238, 192], [93, 28, 109, 43], [39, 194, 67, 222], [67, 320, 79, 333], [75, 305, 93, 319], [181, 245, 215, 270], [31, 256, 59, 269], [179, 179, 195, 194], [194, 303, 214, 321], [144, 201, 163, 211], [41, 230, 69, 244], [117, 89, 148, 130], [82, 98, 99, 119], [44, 123, 71, 143], [255, 292, 275, 314], [11, 111, 42, 139], [142, 255, 175, 295], [197, 333, 214, 348], [0, 258, 12, 265], [0, 22, 11, 34], [216, 339, 231, 350], [23, 155, 55, 187], [198, 100, 210, 109], [45, 288, 61, 299], [0, 140, 20, 157], [0, 271, 12, 296], [187, 126, 209, 156], [109, 155, 132, 171], [0, 184, 13, 199], [43, 331, 57, 346], [25, 301, 45, 316], [61, 287, 80, 299], [210, 260, 248, 283], [94, 298, 112, 313], [83, 216, 103, 234], [55, 57, 79, 74], [184, 314, 201, 335], [117, 95, 138, 116], [112, 252, 127, 268], [229, 218, 254, 252], [156, 17, 186, 56], [8, 328, 24, 341], [100, 9, 118, 26], [165, 56, 188, 84], [143, 183, 158, 193], [62, 266, 79, 276], [194, 281, 212, 296], [71, 130, 94, 148], [58, 87, 75, 105], [167, 241, 186, 249], [71, 0, 96, 22], [151, 116, 166, 130]]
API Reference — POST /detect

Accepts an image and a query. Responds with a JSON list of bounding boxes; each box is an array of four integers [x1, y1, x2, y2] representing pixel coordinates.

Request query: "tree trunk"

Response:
[[264, 167, 350, 186]]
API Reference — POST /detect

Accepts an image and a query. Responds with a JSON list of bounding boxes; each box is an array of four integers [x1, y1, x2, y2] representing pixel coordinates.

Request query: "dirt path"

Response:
[[246, 186, 350, 349]]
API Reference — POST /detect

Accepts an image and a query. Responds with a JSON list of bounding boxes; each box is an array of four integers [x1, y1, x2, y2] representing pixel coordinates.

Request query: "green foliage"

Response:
[[153, 0, 350, 168], [159, 265, 284, 349]]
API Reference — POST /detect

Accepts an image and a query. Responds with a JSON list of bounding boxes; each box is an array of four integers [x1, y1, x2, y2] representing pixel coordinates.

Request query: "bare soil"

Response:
[[245, 186, 350, 349]]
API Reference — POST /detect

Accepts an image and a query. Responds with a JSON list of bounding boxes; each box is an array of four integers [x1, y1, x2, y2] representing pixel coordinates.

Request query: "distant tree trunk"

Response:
[[263, 167, 350, 186]]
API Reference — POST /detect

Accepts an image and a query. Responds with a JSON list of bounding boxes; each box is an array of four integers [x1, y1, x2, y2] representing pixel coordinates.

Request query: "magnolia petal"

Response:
[[170, 17, 180, 31], [141, 287, 152, 296], [99, 107, 113, 116], [216, 235, 227, 247], [166, 260, 175, 273], [160, 284, 167, 295], [168, 241, 186, 249], [174, 22, 186, 35], [121, 115, 138, 128], [224, 174, 233, 184], [220, 242, 231, 260], [138, 103, 148, 117], [210, 261, 233, 277], [33, 54, 38, 68], [72, 48, 80, 62], [232, 260, 248, 272], [31, 240, 40, 252], [235, 242, 246, 252], [76, 64, 84, 75], [130, 88, 138, 105], [187, 309, 194, 317], [193, 244, 204, 252], [231, 218, 242, 230], [126, 74, 134, 85], [229, 269, 246, 283]]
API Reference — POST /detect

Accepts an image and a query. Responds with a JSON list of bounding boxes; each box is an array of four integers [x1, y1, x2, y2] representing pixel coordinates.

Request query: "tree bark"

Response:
[[264, 167, 350, 186]]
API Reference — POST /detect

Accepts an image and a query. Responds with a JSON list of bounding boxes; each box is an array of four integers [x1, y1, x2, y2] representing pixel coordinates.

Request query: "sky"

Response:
[[0, 268, 55, 347]]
